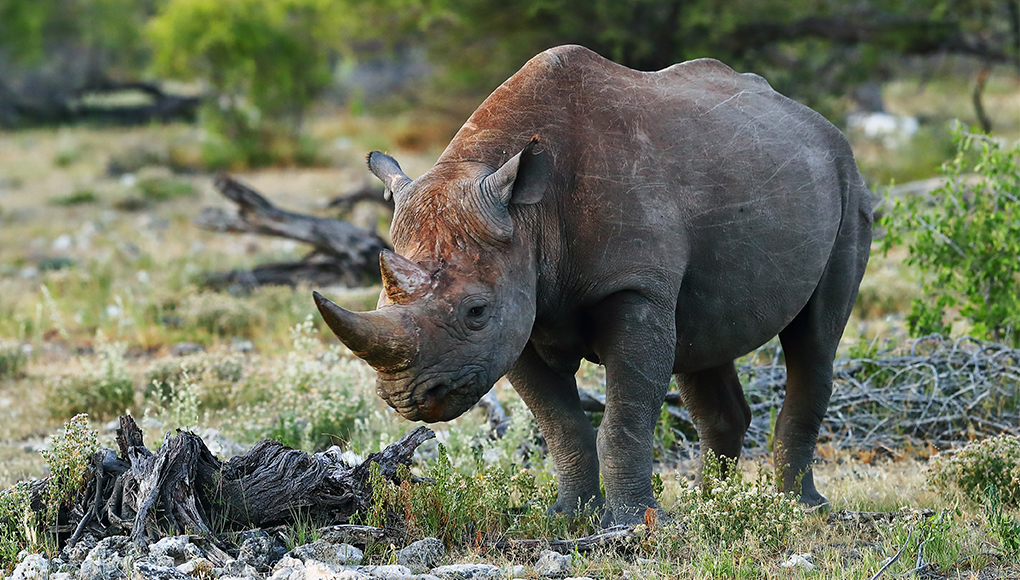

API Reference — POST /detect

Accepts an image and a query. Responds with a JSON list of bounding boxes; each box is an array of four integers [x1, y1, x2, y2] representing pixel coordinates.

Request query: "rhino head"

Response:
[[314, 138, 550, 422]]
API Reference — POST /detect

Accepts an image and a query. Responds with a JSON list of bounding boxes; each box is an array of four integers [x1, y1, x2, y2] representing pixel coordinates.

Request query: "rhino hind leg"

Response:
[[675, 362, 752, 481], [506, 342, 604, 519]]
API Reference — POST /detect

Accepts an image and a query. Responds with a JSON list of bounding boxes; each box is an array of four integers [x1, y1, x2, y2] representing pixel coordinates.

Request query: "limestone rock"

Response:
[[289, 541, 363, 567], [397, 538, 444, 574], [133, 561, 191, 580], [430, 564, 502, 580], [10, 554, 51, 580], [534, 550, 572, 578]]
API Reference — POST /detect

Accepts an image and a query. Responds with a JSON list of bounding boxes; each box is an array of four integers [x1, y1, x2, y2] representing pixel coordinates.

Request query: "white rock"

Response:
[[397, 538, 445, 573], [10, 554, 51, 580], [504, 565, 527, 577], [51, 234, 73, 252], [354, 564, 412, 579], [534, 550, 572, 577], [779, 553, 815, 571], [274, 556, 306, 573], [133, 561, 191, 580], [148, 536, 190, 562], [289, 541, 363, 566], [430, 564, 502, 580]]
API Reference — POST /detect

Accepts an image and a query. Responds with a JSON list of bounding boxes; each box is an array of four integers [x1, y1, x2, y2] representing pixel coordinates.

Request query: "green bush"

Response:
[[51, 190, 98, 206], [48, 343, 135, 420], [671, 452, 803, 550], [145, 352, 244, 410], [363, 444, 576, 546], [928, 435, 1020, 507], [137, 177, 195, 202], [0, 482, 37, 571], [148, 0, 348, 168], [0, 341, 27, 379], [40, 414, 98, 526], [881, 128, 1020, 346]]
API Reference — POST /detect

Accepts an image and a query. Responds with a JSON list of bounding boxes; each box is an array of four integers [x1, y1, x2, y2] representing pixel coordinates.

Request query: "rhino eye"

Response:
[[463, 300, 489, 330]]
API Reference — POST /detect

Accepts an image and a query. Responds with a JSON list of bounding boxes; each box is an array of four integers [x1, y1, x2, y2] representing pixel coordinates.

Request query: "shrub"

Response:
[[145, 352, 245, 410], [178, 292, 261, 338], [928, 435, 1020, 507], [671, 452, 803, 550], [239, 318, 370, 451], [363, 444, 576, 546], [881, 128, 1020, 346], [51, 190, 98, 206], [148, 0, 348, 168], [48, 342, 135, 420], [137, 177, 195, 202], [0, 482, 37, 571], [985, 485, 1020, 558], [0, 341, 27, 379], [40, 414, 98, 525]]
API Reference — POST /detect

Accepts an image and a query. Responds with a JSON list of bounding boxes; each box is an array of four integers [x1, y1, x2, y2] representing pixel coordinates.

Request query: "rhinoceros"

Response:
[[314, 45, 872, 526]]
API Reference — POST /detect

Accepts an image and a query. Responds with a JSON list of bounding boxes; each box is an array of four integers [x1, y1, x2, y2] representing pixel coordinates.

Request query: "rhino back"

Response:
[[445, 46, 868, 369]]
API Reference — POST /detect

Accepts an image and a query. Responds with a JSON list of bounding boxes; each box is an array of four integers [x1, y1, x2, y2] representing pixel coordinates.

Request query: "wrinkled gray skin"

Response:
[[315, 45, 872, 526]]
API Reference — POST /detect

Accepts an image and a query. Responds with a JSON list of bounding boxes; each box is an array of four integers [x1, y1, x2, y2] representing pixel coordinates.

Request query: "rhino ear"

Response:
[[482, 136, 550, 206], [367, 151, 412, 202]]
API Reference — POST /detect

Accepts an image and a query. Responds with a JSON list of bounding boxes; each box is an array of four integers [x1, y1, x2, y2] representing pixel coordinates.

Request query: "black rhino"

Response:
[[314, 45, 872, 526]]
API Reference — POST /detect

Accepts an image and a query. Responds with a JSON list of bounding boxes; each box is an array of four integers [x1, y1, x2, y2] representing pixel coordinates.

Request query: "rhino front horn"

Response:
[[312, 291, 417, 372]]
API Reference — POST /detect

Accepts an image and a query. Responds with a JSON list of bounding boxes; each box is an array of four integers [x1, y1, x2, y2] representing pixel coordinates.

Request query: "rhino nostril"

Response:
[[419, 383, 447, 411]]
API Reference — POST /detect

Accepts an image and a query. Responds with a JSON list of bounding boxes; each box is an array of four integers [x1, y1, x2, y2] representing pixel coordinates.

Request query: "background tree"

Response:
[[882, 128, 1020, 346], [394, 0, 1019, 119], [147, 0, 355, 168], [0, 0, 157, 125]]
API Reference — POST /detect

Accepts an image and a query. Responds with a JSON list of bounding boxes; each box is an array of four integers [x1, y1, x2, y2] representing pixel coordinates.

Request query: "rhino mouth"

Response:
[[393, 366, 487, 422]]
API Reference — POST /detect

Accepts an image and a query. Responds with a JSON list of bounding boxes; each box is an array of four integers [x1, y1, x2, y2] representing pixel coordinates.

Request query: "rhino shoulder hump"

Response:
[[660, 58, 773, 90]]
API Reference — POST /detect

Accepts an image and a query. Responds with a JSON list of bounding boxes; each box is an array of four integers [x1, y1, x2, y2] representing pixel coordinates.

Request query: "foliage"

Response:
[[40, 414, 98, 528], [240, 318, 369, 451], [363, 444, 583, 546], [0, 482, 37, 571], [882, 129, 1020, 346], [137, 177, 195, 202], [0, 0, 153, 68], [927, 434, 1020, 507], [147, 0, 349, 168], [386, 0, 1017, 114], [671, 452, 803, 550], [51, 190, 98, 206], [0, 341, 27, 379], [985, 485, 1020, 558], [48, 342, 135, 420], [145, 352, 244, 410]]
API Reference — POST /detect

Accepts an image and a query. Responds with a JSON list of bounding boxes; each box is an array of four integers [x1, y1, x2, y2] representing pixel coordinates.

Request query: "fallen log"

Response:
[[195, 175, 390, 289], [49, 416, 433, 552]]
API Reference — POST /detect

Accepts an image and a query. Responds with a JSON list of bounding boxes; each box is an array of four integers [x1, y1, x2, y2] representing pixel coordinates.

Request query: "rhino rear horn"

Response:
[[313, 291, 416, 372], [367, 152, 412, 202], [379, 250, 430, 304]]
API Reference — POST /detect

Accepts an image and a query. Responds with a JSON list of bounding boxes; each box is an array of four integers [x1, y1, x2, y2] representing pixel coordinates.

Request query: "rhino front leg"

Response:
[[506, 342, 604, 518], [591, 291, 674, 527]]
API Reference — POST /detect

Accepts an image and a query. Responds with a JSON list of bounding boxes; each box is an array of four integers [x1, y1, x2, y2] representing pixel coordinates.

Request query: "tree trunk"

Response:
[[194, 175, 390, 290]]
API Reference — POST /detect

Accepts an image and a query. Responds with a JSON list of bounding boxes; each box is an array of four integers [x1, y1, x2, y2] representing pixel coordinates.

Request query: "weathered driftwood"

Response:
[[579, 335, 1020, 457], [493, 525, 636, 555], [326, 184, 392, 215], [54, 416, 433, 552], [195, 175, 390, 289]]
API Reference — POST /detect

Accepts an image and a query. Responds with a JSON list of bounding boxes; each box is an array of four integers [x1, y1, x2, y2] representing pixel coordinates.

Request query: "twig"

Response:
[[870, 528, 914, 580]]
